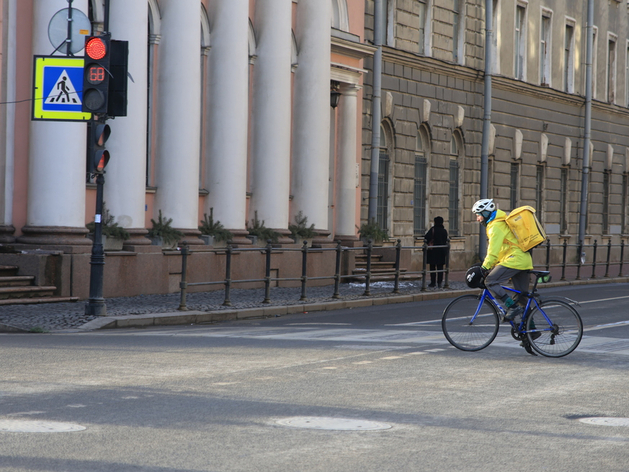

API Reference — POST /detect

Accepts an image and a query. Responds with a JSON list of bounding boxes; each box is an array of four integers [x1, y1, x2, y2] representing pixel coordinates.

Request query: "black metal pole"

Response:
[[178, 243, 188, 311], [591, 240, 597, 279], [223, 243, 232, 306], [363, 240, 372, 296], [66, 0, 74, 56], [85, 173, 106, 316], [104, 0, 110, 33], [262, 240, 272, 304], [332, 241, 342, 299], [392, 240, 401, 294], [300, 241, 308, 301]]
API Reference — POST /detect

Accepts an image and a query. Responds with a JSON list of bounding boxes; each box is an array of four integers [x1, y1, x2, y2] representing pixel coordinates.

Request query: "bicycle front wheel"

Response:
[[442, 294, 500, 351], [526, 299, 583, 357]]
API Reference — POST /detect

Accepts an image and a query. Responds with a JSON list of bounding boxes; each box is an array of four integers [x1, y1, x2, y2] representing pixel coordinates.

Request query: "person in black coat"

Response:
[[424, 216, 448, 288]]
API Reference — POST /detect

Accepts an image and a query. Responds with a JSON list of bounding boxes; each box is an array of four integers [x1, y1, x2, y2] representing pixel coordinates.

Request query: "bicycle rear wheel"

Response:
[[526, 299, 583, 357], [442, 294, 500, 351]]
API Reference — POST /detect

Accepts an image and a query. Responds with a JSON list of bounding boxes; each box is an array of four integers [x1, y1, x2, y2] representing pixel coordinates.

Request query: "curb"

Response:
[[68, 276, 629, 332]]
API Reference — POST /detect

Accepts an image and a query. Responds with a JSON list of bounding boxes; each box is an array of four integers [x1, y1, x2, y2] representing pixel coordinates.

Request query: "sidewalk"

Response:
[[1, 269, 627, 333]]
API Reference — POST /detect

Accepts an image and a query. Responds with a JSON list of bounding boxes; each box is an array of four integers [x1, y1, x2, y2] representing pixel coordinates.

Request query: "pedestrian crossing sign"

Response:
[[32, 56, 92, 121]]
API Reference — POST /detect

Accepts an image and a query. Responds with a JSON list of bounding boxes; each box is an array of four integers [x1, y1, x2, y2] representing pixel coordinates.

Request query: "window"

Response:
[[560, 167, 569, 233], [603, 170, 611, 233], [514, 4, 527, 80], [449, 136, 460, 236], [377, 125, 390, 231], [491, 0, 500, 74], [622, 173, 628, 233], [383, 0, 395, 47], [540, 12, 551, 86], [608, 36, 617, 104], [564, 22, 575, 93], [510, 162, 519, 209], [331, 0, 349, 32], [418, 0, 426, 54], [452, 0, 464, 64], [626, 43, 629, 107], [591, 27, 598, 99], [414, 132, 428, 236], [536, 164, 545, 222]]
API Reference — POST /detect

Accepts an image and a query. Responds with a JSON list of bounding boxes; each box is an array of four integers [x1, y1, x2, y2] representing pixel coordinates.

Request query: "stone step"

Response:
[[0, 286, 57, 300], [0, 276, 36, 288], [0, 296, 79, 306], [0, 265, 19, 277]]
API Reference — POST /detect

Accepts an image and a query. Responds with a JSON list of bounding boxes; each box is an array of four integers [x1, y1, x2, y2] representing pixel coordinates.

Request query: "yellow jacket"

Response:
[[482, 209, 533, 270]]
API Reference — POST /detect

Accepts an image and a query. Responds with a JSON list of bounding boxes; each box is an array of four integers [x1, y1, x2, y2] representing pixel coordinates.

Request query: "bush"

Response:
[[358, 218, 389, 244], [148, 210, 184, 245], [199, 208, 233, 242], [246, 211, 280, 243], [86, 203, 130, 240], [288, 211, 317, 239]]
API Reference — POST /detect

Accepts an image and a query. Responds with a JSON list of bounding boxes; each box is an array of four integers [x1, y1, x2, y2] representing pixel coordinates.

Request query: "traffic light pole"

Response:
[[85, 169, 107, 316]]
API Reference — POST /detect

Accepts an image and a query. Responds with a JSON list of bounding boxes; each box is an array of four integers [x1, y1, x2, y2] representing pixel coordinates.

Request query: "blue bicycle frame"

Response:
[[472, 286, 551, 335]]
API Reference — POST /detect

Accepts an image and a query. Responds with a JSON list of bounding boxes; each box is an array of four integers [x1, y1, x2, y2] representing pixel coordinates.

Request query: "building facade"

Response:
[[362, 0, 629, 267], [0, 0, 372, 298]]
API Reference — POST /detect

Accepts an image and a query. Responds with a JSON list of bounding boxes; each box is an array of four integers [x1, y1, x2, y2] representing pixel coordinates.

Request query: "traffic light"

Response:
[[82, 34, 111, 114], [107, 40, 129, 117], [87, 121, 111, 175]]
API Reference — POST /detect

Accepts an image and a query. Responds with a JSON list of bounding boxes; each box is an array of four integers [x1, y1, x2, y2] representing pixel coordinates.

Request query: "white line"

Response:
[[583, 320, 629, 332], [577, 295, 629, 305]]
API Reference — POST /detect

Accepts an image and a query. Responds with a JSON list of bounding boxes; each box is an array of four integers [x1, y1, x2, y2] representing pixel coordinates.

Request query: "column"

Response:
[[335, 84, 360, 240], [0, 0, 17, 242], [105, 0, 149, 247], [19, 0, 91, 246], [291, 0, 332, 242], [205, 0, 249, 244], [153, 0, 201, 242], [250, 0, 293, 241]]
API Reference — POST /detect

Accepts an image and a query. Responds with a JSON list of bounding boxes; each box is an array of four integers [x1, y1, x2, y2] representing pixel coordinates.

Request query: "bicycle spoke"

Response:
[[527, 300, 583, 357], [442, 294, 500, 351]]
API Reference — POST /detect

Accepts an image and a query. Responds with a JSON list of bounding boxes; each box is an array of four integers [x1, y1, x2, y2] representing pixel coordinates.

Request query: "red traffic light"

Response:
[[85, 37, 107, 60], [94, 150, 110, 173]]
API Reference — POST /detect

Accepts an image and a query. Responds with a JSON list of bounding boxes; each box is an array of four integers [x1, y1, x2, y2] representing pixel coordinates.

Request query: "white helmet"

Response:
[[472, 199, 495, 215]]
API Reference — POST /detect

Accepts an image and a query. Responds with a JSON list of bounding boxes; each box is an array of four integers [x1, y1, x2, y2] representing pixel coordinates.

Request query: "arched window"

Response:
[[377, 124, 392, 231], [414, 128, 430, 236], [200, 5, 211, 188], [331, 0, 349, 32]]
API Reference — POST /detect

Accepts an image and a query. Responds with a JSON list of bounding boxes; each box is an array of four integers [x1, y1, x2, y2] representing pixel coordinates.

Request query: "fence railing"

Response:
[[177, 238, 627, 310]]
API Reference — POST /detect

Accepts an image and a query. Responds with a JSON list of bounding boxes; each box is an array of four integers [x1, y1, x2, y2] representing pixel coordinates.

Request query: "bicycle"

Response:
[[441, 270, 583, 357]]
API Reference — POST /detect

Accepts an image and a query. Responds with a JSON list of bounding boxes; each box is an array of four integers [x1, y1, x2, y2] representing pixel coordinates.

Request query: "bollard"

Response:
[[591, 240, 597, 279], [444, 239, 450, 289], [560, 240, 567, 281], [222, 242, 233, 306], [300, 240, 308, 301], [545, 239, 551, 272], [620, 240, 625, 277], [576, 241, 583, 280], [332, 241, 342, 299], [262, 240, 272, 304], [604, 240, 611, 278], [393, 239, 401, 294], [421, 241, 427, 291], [178, 243, 189, 311], [363, 240, 372, 296]]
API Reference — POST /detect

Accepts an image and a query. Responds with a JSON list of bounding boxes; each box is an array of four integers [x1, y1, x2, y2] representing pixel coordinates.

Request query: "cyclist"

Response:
[[472, 199, 533, 321]]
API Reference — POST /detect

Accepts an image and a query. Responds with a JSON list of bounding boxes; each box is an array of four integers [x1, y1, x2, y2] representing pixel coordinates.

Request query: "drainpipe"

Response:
[[479, 0, 493, 260], [578, 0, 594, 245], [368, 0, 383, 222]]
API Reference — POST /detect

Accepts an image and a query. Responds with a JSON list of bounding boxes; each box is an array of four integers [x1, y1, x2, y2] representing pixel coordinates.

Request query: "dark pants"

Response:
[[429, 264, 444, 286], [485, 265, 529, 304]]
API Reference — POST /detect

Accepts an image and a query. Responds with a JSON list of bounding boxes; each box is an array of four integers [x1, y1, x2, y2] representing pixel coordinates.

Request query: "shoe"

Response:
[[503, 305, 523, 322], [428, 283, 436, 288]]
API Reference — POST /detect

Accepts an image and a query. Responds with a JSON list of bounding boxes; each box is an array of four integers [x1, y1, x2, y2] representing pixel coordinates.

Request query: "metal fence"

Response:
[[177, 238, 627, 310]]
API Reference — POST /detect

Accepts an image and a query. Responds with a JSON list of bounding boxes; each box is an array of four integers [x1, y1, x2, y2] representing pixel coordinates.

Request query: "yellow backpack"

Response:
[[505, 206, 547, 252]]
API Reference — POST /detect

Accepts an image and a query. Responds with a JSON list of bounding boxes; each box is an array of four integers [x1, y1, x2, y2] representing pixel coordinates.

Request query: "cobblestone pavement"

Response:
[[0, 280, 467, 332]]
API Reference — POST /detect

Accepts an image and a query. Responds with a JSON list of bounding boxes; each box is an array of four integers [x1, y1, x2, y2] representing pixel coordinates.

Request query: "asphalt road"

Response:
[[1, 283, 628, 471]]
